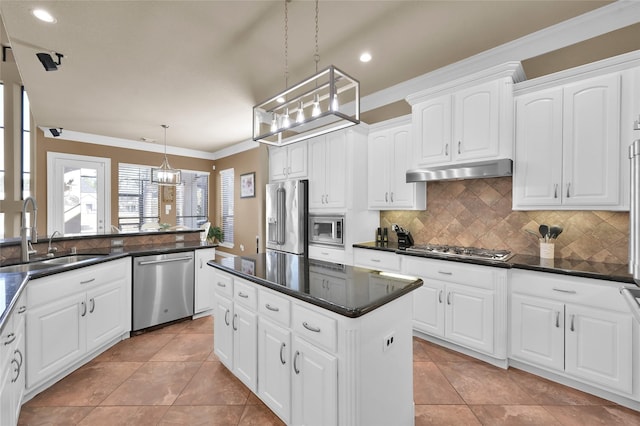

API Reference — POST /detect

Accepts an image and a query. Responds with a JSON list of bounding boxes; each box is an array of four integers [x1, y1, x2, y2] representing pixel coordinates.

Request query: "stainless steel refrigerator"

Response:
[[622, 122, 640, 322], [266, 179, 308, 255]]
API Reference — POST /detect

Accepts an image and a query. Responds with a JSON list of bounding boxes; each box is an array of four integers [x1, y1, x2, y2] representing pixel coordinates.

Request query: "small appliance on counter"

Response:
[[392, 224, 414, 249]]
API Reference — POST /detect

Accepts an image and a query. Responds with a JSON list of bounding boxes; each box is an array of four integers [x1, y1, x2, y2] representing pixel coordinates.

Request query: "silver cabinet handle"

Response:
[[217, 282, 227, 288], [283, 167, 286, 176], [555, 311, 560, 328], [265, 303, 280, 312], [200, 259, 203, 269], [458, 141, 461, 154], [325, 194, 328, 203], [385, 192, 388, 202], [447, 292, 452, 305], [4, 333, 15, 345], [553, 184, 558, 199], [280, 342, 286, 365], [18, 306, 26, 314], [89, 298, 95, 313], [11, 359, 20, 383], [232, 313, 238, 331], [570, 314, 575, 332], [303, 321, 321, 333], [80, 278, 95, 285], [445, 143, 449, 156], [288, 166, 291, 174], [293, 351, 300, 374], [321, 252, 329, 256], [370, 259, 381, 263], [438, 290, 443, 304], [81, 301, 87, 317], [238, 292, 249, 299], [138, 256, 192, 265], [566, 182, 571, 198], [552, 288, 577, 294], [14, 348, 23, 368], [390, 192, 394, 203], [438, 270, 452, 275], [224, 309, 230, 326]]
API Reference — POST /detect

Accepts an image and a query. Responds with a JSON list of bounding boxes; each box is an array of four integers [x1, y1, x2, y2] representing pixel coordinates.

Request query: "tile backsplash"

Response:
[[380, 177, 629, 264]]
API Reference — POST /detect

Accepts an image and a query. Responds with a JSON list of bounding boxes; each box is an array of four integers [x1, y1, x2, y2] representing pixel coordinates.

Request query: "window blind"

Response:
[[176, 171, 209, 229], [220, 168, 234, 244], [118, 164, 159, 231]]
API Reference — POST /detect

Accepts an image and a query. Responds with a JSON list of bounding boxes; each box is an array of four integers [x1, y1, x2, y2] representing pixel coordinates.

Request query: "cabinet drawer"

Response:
[[402, 256, 494, 290], [234, 278, 257, 310], [292, 304, 337, 352], [258, 289, 291, 327], [511, 269, 628, 312], [308, 245, 346, 264], [353, 248, 400, 272], [213, 271, 233, 299]]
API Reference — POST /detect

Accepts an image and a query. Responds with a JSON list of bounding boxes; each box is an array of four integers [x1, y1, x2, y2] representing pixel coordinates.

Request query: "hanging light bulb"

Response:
[[311, 93, 321, 117], [152, 124, 181, 186], [296, 100, 305, 123], [282, 108, 291, 128], [331, 93, 339, 112], [270, 112, 278, 133]]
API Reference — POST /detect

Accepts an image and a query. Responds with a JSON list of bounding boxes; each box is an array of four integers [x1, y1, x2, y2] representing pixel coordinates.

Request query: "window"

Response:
[[22, 88, 30, 198], [176, 171, 209, 229], [118, 164, 159, 232], [220, 168, 234, 246], [0, 83, 4, 237]]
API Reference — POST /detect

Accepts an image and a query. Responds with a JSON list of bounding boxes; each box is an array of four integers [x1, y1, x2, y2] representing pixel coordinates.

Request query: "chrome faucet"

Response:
[[47, 230, 61, 257], [21, 197, 38, 262]]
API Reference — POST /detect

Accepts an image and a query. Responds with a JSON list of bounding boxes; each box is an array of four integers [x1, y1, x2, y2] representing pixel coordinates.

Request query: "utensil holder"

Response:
[[540, 242, 555, 259]]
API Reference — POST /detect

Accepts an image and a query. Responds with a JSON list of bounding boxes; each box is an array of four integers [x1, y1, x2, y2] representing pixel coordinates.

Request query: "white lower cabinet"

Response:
[[510, 270, 634, 396], [0, 293, 27, 426], [404, 256, 506, 359], [257, 318, 291, 424], [194, 248, 216, 314], [26, 258, 131, 392], [291, 335, 338, 426], [232, 304, 258, 391], [213, 295, 234, 368]]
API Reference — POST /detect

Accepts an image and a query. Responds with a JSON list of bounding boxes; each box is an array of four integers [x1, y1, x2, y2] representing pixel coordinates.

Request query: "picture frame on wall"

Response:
[[240, 172, 255, 198]]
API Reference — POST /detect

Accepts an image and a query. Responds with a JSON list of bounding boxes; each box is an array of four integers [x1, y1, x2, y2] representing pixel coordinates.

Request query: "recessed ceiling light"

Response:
[[276, 97, 285, 104], [31, 9, 56, 23], [360, 52, 372, 63]]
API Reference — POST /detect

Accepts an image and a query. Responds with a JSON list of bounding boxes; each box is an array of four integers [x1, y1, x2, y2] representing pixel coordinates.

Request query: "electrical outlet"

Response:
[[383, 332, 395, 352], [175, 234, 184, 242]]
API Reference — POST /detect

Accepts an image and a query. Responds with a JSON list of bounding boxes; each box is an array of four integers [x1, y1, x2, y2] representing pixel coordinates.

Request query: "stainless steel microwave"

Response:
[[309, 215, 344, 247]]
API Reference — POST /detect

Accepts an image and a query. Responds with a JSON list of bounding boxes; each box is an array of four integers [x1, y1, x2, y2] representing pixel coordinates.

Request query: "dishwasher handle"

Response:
[[138, 256, 193, 266]]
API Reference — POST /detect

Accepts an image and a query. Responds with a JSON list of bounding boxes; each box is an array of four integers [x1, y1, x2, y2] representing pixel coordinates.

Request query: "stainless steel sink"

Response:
[[0, 254, 106, 274], [41, 254, 104, 265]]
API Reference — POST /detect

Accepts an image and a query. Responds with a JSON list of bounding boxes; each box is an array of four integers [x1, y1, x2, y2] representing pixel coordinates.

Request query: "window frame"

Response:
[[219, 168, 234, 248]]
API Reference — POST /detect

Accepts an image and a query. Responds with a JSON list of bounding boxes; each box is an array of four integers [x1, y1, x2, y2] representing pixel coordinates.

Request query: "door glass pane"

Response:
[[63, 166, 98, 234]]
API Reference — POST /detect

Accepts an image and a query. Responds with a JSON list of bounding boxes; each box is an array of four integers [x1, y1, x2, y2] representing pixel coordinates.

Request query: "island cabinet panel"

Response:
[[510, 269, 634, 397], [194, 248, 216, 314], [0, 292, 27, 426], [210, 263, 418, 426]]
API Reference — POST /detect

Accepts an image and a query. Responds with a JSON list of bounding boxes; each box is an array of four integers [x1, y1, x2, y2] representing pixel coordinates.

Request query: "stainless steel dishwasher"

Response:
[[132, 251, 194, 331]]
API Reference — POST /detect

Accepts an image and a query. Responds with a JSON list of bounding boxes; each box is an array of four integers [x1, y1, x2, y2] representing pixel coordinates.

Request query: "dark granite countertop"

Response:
[[208, 252, 423, 318], [353, 241, 635, 284], [0, 242, 217, 331]]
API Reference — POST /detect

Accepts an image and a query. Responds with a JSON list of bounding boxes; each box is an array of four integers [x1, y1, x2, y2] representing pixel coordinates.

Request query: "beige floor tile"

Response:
[[420, 339, 482, 363], [150, 333, 213, 362], [93, 333, 175, 362], [412, 337, 434, 361], [158, 405, 244, 425], [470, 405, 562, 425], [414, 404, 481, 426], [78, 406, 170, 425], [238, 404, 286, 426], [101, 361, 201, 406], [413, 361, 465, 405], [544, 405, 640, 425], [180, 315, 214, 334], [173, 361, 251, 406], [18, 406, 94, 425]]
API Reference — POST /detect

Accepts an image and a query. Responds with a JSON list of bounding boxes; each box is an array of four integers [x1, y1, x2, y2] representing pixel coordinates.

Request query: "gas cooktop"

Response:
[[404, 244, 513, 262]]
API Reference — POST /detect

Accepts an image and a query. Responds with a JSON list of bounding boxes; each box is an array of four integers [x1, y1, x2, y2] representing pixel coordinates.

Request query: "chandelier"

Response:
[[253, 0, 359, 147], [152, 124, 181, 186]]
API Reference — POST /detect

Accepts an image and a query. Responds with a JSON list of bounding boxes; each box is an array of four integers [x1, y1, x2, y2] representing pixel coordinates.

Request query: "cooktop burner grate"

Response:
[[405, 244, 513, 261]]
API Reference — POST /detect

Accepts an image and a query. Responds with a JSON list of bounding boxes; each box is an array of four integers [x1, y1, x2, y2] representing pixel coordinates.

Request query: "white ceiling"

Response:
[[0, 0, 633, 154]]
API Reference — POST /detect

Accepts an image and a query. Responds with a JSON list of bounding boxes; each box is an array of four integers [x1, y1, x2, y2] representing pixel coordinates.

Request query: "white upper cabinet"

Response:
[[308, 132, 347, 211], [269, 142, 308, 182], [368, 116, 426, 210], [408, 63, 523, 169], [514, 72, 624, 210]]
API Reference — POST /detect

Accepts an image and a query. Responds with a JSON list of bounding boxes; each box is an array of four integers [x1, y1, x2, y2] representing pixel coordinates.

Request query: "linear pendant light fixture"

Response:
[[253, 0, 359, 147], [152, 124, 181, 186]]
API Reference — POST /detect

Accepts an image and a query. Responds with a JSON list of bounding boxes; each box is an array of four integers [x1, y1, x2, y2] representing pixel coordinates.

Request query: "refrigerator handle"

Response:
[[276, 187, 286, 245], [630, 141, 640, 278]]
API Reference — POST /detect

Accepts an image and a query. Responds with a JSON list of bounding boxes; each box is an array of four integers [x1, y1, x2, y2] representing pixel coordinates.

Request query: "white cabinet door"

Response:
[[233, 304, 258, 392], [565, 304, 633, 393], [367, 132, 391, 208], [287, 142, 308, 179], [213, 295, 234, 370], [453, 80, 501, 162], [308, 137, 326, 209], [510, 293, 564, 371], [258, 318, 291, 424], [513, 88, 564, 208], [389, 125, 415, 207], [291, 335, 338, 426], [413, 94, 452, 166], [270, 147, 289, 181], [85, 281, 126, 353], [444, 282, 494, 355], [413, 282, 445, 338], [323, 132, 347, 210], [195, 248, 216, 313], [562, 74, 621, 207], [26, 293, 86, 388], [0, 359, 12, 426]]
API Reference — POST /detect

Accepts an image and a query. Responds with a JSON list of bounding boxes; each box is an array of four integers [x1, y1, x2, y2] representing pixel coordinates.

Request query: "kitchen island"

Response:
[[208, 251, 423, 426]]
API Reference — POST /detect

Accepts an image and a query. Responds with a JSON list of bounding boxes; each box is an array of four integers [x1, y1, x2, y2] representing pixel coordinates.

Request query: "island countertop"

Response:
[[208, 251, 423, 318]]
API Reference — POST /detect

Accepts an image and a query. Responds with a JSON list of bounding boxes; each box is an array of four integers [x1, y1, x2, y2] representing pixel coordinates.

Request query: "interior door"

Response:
[[47, 153, 110, 235]]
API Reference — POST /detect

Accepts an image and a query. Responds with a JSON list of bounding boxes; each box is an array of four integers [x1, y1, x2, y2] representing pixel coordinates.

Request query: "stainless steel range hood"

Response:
[[406, 158, 512, 182]]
